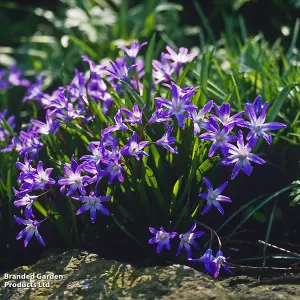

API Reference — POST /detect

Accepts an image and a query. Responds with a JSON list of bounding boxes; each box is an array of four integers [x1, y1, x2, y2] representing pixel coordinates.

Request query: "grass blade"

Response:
[[143, 33, 156, 109], [267, 83, 295, 123]]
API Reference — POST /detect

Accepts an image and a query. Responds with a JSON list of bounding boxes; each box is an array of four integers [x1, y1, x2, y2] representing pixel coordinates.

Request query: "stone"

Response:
[[0, 249, 299, 300]]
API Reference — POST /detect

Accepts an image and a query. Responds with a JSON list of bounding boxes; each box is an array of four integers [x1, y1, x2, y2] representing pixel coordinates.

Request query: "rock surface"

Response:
[[0, 249, 299, 299]]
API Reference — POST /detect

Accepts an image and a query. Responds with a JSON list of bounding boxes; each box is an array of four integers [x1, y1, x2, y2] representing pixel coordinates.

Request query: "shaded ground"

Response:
[[0, 249, 299, 300]]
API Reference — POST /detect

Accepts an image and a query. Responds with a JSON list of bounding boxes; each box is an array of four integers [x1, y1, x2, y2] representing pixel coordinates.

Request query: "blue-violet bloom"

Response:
[[155, 82, 197, 127], [122, 103, 145, 125], [155, 124, 178, 154], [176, 223, 205, 258], [101, 108, 128, 136], [148, 226, 177, 254], [221, 131, 266, 179], [212, 103, 244, 128], [199, 118, 238, 157], [120, 132, 149, 160], [241, 101, 286, 144], [58, 157, 90, 196], [14, 215, 46, 247], [189, 100, 214, 135], [200, 177, 231, 215], [73, 192, 110, 223], [118, 41, 147, 62], [211, 250, 232, 278]]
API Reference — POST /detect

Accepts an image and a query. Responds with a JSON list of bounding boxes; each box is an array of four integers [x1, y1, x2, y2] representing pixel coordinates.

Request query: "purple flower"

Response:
[[22, 74, 44, 103], [105, 56, 137, 81], [120, 132, 149, 160], [97, 156, 124, 184], [155, 124, 178, 154], [176, 223, 205, 258], [199, 118, 238, 157], [80, 142, 105, 165], [189, 249, 231, 278], [3, 125, 44, 156], [189, 248, 216, 275], [8, 64, 30, 87], [101, 108, 128, 136], [0, 70, 9, 89], [58, 157, 90, 196], [199, 177, 231, 215], [73, 192, 110, 223], [155, 82, 197, 127], [18, 127, 44, 156], [31, 110, 60, 135], [87, 77, 113, 114], [102, 133, 119, 147], [148, 226, 177, 254], [14, 215, 46, 247], [68, 69, 88, 105], [152, 53, 175, 84], [82, 55, 106, 77], [14, 194, 38, 219], [189, 100, 214, 135], [212, 103, 244, 128], [16, 153, 36, 182], [165, 46, 198, 73], [122, 103, 145, 125], [241, 101, 286, 144], [211, 250, 232, 278], [149, 105, 172, 124], [47, 92, 86, 121], [221, 131, 266, 179], [118, 41, 147, 62], [249, 95, 263, 117], [22, 161, 55, 190]]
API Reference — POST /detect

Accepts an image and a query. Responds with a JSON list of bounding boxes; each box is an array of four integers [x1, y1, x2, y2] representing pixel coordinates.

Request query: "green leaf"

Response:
[[198, 50, 214, 106], [143, 33, 156, 109], [175, 137, 202, 212], [121, 81, 148, 120], [155, 3, 183, 12], [267, 84, 295, 123], [33, 201, 47, 217], [87, 95, 107, 124], [112, 214, 144, 248], [193, 0, 216, 42], [287, 18, 300, 60], [136, 178, 150, 213], [177, 56, 197, 87], [198, 156, 219, 175], [119, 0, 128, 39], [117, 203, 135, 222], [223, 186, 293, 244], [68, 36, 97, 59], [145, 165, 165, 211], [170, 176, 183, 213], [144, 133, 160, 168], [262, 200, 277, 265]]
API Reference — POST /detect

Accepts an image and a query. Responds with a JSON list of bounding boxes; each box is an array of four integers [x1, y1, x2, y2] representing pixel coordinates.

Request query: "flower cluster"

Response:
[[148, 223, 204, 257], [0, 64, 30, 89], [189, 248, 231, 278], [148, 224, 231, 278], [6, 42, 286, 277]]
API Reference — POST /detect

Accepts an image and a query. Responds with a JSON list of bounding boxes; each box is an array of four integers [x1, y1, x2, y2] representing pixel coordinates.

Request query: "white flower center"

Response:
[[39, 172, 48, 182], [130, 142, 138, 153], [157, 231, 169, 241], [70, 173, 82, 184]]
